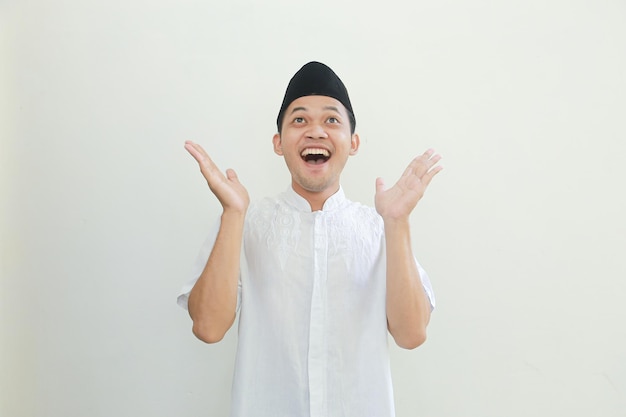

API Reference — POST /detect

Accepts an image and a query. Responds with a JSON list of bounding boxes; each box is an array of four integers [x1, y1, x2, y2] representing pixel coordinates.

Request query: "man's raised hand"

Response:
[[375, 149, 442, 222], [185, 140, 250, 214]]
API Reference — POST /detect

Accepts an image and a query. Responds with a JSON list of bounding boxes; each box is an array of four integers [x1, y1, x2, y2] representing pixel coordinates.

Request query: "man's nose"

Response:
[[305, 123, 328, 139]]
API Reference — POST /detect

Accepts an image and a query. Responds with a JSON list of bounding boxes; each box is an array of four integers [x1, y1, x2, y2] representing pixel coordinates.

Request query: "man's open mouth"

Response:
[[301, 148, 330, 165]]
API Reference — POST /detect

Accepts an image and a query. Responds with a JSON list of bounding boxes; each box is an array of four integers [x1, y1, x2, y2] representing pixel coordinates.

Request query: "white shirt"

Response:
[[178, 187, 435, 417]]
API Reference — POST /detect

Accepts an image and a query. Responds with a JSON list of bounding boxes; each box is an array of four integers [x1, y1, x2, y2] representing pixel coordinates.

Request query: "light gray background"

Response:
[[2, 1, 625, 416]]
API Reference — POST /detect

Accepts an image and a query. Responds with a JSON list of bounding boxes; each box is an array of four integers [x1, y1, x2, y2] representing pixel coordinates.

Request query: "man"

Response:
[[178, 61, 442, 417]]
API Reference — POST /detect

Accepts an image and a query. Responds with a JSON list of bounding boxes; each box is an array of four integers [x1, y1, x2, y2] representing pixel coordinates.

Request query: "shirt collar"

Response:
[[282, 185, 348, 213]]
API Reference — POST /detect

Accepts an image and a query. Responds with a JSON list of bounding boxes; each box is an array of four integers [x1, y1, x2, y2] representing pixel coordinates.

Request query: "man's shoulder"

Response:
[[334, 198, 384, 235], [246, 193, 285, 214], [243, 193, 296, 226], [342, 197, 380, 216]]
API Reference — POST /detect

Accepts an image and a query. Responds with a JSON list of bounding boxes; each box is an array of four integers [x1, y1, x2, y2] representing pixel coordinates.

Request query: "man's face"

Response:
[[273, 95, 360, 198]]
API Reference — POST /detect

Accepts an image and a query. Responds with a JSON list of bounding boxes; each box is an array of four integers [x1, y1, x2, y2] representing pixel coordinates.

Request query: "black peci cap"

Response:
[[276, 61, 355, 131]]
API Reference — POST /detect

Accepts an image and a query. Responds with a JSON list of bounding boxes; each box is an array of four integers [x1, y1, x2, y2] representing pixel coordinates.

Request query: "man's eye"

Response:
[[293, 117, 305, 123], [327, 117, 339, 123]]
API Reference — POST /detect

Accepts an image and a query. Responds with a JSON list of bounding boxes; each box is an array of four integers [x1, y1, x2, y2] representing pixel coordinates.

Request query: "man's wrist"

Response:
[[382, 216, 411, 229], [221, 208, 247, 222]]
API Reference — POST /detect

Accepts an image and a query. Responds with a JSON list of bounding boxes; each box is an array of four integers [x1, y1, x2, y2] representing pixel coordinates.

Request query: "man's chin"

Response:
[[293, 177, 335, 194]]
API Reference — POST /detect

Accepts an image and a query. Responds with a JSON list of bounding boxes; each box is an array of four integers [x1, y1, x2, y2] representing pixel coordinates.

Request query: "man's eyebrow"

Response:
[[290, 106, 307, 114], [289, 106, 341, 114]]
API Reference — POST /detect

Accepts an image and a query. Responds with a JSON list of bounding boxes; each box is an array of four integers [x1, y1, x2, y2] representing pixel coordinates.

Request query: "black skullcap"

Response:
[[277, 61, 355, 131]]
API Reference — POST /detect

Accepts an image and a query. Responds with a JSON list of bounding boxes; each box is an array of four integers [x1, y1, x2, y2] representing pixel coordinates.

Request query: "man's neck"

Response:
[[291, 182, 339, 212]]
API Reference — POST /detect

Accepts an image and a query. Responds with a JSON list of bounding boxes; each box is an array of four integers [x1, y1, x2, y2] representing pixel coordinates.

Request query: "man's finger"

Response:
[[184, 141, 226, 182], [413, 150, 442, 178], [375, 177, 386, 194], [225, 169, 240, 183], [402, 155, 422, 177], [185, 141, 211, 162], [184, 141, 205, 162], [421, 165, 444, 188], [423, 153, 442, 173]]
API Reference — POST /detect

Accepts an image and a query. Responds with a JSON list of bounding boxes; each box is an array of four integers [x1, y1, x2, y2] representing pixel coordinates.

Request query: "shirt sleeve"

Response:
[[416, 258, 436, 311], [176, 218, 243, 312]]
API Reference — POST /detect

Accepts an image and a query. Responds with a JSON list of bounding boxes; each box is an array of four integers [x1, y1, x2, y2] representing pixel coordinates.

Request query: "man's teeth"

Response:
[[301, 148, 330, 157]]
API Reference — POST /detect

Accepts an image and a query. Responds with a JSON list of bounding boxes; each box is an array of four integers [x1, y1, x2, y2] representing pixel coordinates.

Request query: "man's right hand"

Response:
[[184, 140, 250, 214]]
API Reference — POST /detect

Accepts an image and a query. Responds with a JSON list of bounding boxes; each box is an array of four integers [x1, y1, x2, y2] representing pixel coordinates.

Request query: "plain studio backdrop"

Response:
[[1, 1, 625, 416]]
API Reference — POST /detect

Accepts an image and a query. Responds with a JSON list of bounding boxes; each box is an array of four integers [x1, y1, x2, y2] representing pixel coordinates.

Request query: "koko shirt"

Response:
[[178, 187, 435, 417]]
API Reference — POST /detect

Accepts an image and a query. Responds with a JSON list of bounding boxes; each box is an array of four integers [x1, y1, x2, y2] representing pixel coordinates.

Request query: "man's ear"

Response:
[[272, 133, 283, 156], [349, 133, 360, 156]]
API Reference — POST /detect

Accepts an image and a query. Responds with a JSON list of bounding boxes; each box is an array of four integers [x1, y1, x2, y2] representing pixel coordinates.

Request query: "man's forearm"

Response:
[[188, 210, 245, 343], [385, 218, 431, 350]]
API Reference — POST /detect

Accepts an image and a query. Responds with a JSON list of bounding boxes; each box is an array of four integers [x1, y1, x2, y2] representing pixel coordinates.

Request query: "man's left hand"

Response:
[[375, 149, 443, 221]]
